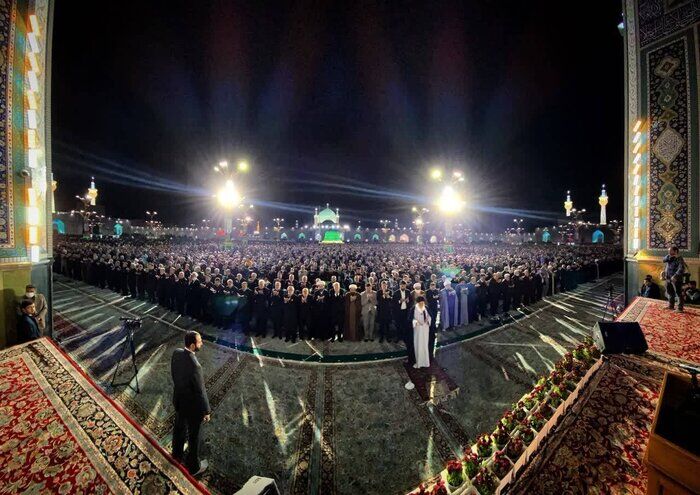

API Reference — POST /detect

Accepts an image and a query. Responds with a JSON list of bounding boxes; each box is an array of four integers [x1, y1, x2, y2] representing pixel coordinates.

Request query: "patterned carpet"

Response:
[[0, 339, 208, 495], [507, 354, 671, 494], [618, 297, 700, 364], [507, 297, 700, 494]]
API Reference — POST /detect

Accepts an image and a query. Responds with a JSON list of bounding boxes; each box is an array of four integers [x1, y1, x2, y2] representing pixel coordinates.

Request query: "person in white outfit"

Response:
[[411, 296, 432, 368]]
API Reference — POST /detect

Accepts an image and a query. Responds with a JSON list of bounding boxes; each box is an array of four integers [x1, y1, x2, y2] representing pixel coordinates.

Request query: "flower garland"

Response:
[[409, 338, 600, 495]]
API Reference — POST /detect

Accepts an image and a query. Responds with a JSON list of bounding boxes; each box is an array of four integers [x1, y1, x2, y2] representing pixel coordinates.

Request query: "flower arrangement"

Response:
[[500, 410, 516, 432], [492, 450, 512, 479], [517, 424, 535, 445], [563, 372, 578, 392], [585, 339, 601, 359], [549, 387, 563, 407], [572, 343, 590, 362], [560, 352, 574, 371], [538, 402, 554, 420], [463, 451, 480, 479], [505, 437, 524, 459], [549, 369, 564, 386], [430, 480, 448, 495], [471, 467, 498, 495], [528, 411, 545, 431], [492, 424, 510, 448], [533, 384, 547, 402], [522, 392, 536, 410], [512, 404, 527, 422], [446, 459, 465, 487], [476, 434, 493, 459]]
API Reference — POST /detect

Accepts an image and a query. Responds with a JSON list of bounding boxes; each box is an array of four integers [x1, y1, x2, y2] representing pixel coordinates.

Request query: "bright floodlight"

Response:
[[217, 179, 241, 209], [237, 161, 249, 172], [430, 168, 443, 180], [436, 185, 466, 215], [219, 160, 228, 168]]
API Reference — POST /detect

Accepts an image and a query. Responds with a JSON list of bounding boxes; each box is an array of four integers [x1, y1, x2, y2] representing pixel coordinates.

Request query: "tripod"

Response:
[[601, 284, 615, 322], [110, 323, 141, 393]]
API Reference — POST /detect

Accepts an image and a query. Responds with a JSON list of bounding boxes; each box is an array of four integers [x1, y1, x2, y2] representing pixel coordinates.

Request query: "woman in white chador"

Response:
[[412, 296, 431, 368]]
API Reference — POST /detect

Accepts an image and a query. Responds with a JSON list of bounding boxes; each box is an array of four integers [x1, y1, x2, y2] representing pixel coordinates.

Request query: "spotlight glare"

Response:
[[430, 168, 443, 180], [217, 179, 241, 209], [436, 185, 466, 215], [219, 161, 228, 168], [237, 161, 249, 172]]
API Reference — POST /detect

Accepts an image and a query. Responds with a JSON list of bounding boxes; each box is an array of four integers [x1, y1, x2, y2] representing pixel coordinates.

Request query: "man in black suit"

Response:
[[393, 280, 410, 347], [171, 331, 210, 476]]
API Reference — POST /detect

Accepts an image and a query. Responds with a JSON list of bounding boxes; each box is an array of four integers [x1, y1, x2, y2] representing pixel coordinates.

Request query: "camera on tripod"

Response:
[[112, 317, 143, 393], [119, 317, 142, 330]]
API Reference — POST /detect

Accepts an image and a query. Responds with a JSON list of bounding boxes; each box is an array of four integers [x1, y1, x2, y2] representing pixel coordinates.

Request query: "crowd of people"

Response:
[[54, 239, 622, 350]]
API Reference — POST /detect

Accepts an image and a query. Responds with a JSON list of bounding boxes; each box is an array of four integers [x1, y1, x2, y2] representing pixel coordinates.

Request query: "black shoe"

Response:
[[339, 336, 344, 342], [285, 337, 290, 342]]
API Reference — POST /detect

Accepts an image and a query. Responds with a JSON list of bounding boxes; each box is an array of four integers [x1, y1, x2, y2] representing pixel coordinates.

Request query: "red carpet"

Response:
[[507, 354, 672, 494], [0, 338, 208, 494], [618, 297, 700, 363]]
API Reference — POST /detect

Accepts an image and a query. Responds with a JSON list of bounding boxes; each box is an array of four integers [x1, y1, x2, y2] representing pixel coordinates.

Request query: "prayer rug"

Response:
[[617, 297, 700, 364], [403, 360, 459, 405], [506, 354, 671, 495], [0, 338, 208, 494]]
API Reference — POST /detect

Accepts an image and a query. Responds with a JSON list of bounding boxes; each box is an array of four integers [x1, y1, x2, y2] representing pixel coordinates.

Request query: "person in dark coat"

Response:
[[187, 274, 201, 319], [269, 281, 284, 338], [145, 264, 157, 303], [175, 271, 188, 315], [476, 277, 489, 319], [127, 263, 137, 298], [311, 281, 329, 340], [328, 282, 345, 342], [282, 285, 298, 342], [502, 273, 514, 313], [17, 300, 41, 343], [156, 267, 168, 307], [237, 281, 253, 335], [252, 280, 270, 338], [425, 281, 440, 359], [171, 331, 210, 476], [488, 276, 502, 316], [393, 280, 411, 354], [135, 263, 146, 299], [298, 287, 313, 340], [377, 280, 394, 343]]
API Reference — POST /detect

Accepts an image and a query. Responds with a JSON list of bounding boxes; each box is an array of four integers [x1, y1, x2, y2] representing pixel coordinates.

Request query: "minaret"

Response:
[[87, 176, 98, 206], [564, 190, 573, 217], [598, 184, 608, 225]]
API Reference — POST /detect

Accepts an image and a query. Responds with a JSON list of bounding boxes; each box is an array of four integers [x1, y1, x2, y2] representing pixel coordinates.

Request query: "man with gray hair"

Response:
[[361, 282, 377, 342]]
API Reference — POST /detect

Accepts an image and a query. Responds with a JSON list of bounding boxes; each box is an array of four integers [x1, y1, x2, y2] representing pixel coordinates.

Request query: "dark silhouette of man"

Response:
[[171, 331, 210, 475]]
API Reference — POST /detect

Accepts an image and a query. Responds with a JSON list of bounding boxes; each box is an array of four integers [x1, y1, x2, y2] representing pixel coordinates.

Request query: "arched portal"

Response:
[[298, 232, 306, 240], [52, 219, 65, 235], [430, 235, 438, 244], [354, 233, 362, 241], [281, 232, 288, 240], [399, 233, 409, 243], [388, 234, 396, 243], [114, 223, 123, 236], [371, 233, 380, 242], [542, 231, 551, 243], [592, 230, 605, 243]]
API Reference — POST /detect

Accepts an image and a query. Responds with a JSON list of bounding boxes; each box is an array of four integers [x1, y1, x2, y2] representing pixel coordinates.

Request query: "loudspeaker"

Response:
[[592, 321, 648, 355]]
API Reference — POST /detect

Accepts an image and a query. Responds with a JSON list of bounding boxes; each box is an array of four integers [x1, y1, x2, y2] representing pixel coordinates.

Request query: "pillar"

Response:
[[622, 1, 700, 303], [0, 0, 53, 348]]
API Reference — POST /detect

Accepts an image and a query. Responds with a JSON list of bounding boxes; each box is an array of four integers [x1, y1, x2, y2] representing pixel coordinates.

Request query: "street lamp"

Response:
[[212, 158, 251, 235]]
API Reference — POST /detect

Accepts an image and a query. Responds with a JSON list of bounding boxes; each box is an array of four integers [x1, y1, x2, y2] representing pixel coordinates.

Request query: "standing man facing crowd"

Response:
[[171, 331, 211, 476], [662, 246, 686, 312]]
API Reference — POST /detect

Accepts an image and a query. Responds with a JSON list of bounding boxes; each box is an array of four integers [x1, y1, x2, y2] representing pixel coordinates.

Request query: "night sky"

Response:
[[52, 1, 624, 230]]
